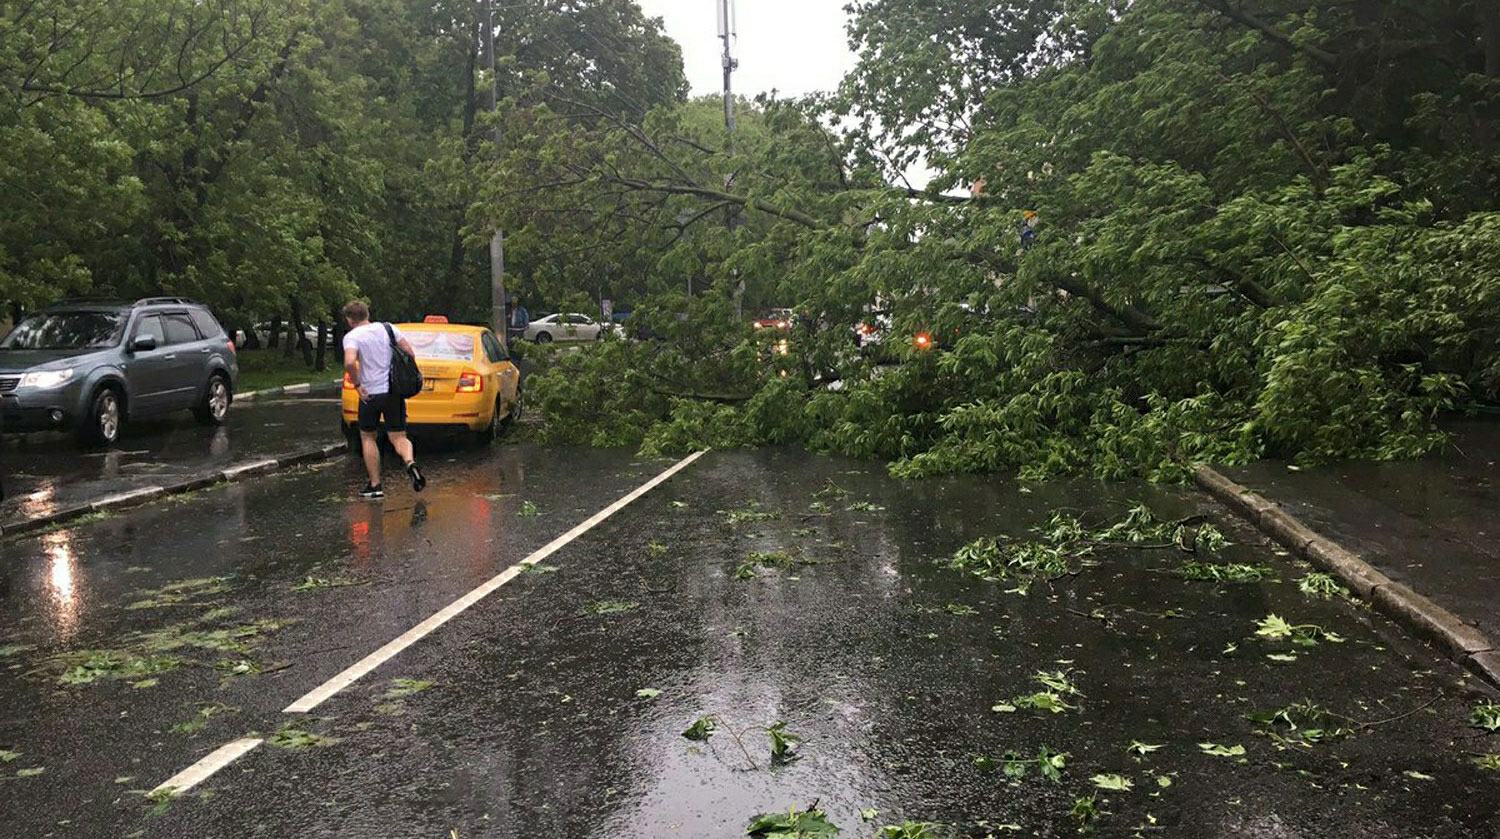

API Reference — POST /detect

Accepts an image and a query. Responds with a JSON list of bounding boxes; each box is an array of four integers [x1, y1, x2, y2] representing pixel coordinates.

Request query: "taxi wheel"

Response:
[[477, 397, 506, 445]]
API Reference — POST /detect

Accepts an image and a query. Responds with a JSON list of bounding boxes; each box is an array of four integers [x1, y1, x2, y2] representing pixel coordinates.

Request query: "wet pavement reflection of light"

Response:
[[42, 530, 80, 641]]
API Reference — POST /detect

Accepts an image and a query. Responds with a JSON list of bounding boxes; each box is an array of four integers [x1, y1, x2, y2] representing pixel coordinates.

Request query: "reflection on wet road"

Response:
[[1, 395, 339, 523], [0, 448, 1496, 838]]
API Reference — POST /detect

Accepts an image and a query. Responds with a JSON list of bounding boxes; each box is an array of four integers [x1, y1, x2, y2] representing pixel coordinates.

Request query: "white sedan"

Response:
[[523, 313, 617, 343]]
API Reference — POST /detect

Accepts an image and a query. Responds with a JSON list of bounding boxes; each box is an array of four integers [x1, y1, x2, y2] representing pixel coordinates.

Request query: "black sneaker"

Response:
[[406, 462, 427, 493], [359, 483, 384, 499]]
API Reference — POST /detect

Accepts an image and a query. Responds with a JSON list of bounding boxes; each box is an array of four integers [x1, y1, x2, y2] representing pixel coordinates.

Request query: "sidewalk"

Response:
[[1224, 416, 1500, 642], [1, 393, 345, 533]]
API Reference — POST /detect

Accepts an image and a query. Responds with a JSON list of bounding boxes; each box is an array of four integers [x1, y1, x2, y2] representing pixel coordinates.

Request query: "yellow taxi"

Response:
[[341, 317, 522, 443]]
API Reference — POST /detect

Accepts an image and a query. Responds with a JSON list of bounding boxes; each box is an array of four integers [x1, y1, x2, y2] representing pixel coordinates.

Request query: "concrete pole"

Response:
[[719, 0, 743, 317], [481, 0, 507, 346]]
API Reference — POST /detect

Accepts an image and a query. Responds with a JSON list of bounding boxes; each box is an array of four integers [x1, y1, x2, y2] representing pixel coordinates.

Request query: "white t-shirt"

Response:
[[342, 322, 405, 396]]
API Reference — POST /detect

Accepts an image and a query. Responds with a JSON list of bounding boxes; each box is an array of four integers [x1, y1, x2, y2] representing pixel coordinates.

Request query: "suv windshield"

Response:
[[0, 311, 124, 350]]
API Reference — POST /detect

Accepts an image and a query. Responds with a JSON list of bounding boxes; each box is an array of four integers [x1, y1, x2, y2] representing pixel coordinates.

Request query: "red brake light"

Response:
[[227, 340, 237, 355], [859, 323, 874, 335], [914, 332, 933, 350], [457, 371, 483, 393]]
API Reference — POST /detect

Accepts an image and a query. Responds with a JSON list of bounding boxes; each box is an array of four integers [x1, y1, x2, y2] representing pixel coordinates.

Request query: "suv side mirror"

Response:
[[130, 335, 157, 353]]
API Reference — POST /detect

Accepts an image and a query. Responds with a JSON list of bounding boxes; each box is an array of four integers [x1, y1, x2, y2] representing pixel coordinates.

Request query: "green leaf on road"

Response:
[[268, 721, 340, 750], [1470, 702, 1500, 732], [384, 678, 434, 699], [745, 806, 839, 837], [767, 721, 803, 763], [636, 688, 661, 698], [1091, 773, 1133, 791], [1198, 743, 1246, 757], [682, 717, 717, 741]]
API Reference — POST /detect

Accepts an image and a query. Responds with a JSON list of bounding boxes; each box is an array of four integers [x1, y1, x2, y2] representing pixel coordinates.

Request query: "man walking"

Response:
[[342, 300, 427, 498], [506, 296, 529, 346]]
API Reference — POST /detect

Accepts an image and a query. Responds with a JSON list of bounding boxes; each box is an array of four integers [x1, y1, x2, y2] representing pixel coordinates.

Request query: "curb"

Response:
[[0, 441, 348, 538], [1192, 464, 1500, 689], [235, 379, 341, 402]]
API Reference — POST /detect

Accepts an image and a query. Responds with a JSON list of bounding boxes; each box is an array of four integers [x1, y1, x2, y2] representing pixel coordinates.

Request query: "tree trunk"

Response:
[[314, 322, 329, 372], [267, 316, 282, 349], [288, 298, 312, 365]]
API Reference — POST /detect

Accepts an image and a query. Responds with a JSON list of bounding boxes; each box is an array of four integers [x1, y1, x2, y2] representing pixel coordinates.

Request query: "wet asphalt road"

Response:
[[0, 394, 343, 525], [1, 447, 1497, 838]]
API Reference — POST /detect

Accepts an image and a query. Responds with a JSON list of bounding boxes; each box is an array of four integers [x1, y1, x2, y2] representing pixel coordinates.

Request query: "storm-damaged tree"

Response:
[[503, 0, 1500, 479]]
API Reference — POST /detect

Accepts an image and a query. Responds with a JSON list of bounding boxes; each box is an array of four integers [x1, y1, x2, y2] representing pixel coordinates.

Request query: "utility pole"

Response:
[[718, 0, 738, 154], [718, 0, 744, 317], [481, 0, 507, 347]]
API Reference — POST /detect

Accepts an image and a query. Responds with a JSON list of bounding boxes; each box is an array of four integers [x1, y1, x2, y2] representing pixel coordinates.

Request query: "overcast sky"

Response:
[[634, 0, 856, 98]]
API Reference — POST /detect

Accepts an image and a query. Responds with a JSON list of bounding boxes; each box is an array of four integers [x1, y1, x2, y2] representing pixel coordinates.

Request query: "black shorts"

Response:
[[357, 392, 407, 432]]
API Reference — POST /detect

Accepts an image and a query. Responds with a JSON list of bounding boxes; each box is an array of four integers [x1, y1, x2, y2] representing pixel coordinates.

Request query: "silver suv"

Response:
[[0, 297, 238, 445]]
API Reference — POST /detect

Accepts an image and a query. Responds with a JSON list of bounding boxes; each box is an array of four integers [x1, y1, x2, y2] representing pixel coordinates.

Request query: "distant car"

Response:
[[341, 321, 521, 443], [752, 308, 795, 330], [247, 322, 320, 347], [523, 313, 609, 343], [0, 297, 238, 445]]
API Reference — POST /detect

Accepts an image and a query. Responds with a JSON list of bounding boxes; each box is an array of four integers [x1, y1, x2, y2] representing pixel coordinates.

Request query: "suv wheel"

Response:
[[79, 387, 122, 446], [194, 374, 231, 425]]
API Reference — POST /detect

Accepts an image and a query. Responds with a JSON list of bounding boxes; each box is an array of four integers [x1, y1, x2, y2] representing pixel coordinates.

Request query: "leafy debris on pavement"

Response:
[[1176, 561, 1276, 582], [1471, 702, 1500, 732], [1198, 742, 1247, 758], [745, 805, 839, 838], [384, 678, 435, 699], [268, 720, 341, 749], [1298, 572, 1350, 600], [170, 703, 237, 735], [1255, 614, 1345, 646]]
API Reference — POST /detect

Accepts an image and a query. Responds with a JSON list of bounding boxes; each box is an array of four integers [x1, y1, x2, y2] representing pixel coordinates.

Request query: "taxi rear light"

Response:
[[457, 371, 483, 393]]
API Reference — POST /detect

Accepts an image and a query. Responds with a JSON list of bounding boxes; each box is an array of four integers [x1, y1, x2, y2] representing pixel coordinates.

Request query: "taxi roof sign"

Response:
[[423, 315, 449, 323]]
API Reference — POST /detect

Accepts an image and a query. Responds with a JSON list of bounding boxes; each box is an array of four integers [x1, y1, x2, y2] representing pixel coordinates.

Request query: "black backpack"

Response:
[[382, 323, 423, 398]]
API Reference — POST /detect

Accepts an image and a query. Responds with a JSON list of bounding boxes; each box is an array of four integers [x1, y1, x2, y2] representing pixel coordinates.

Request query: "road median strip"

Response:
[[234, 378, 341, 402], [0, 441, 348, 537], [1193, 463, 1500, 688]]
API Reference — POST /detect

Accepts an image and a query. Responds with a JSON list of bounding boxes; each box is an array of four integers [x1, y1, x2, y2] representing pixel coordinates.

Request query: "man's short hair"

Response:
[[342, 300, 370, 322]]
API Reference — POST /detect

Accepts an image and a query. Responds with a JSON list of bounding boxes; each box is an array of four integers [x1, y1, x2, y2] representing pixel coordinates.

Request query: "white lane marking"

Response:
[[152, 738, 263, 795], [283, 449, 707, 714]]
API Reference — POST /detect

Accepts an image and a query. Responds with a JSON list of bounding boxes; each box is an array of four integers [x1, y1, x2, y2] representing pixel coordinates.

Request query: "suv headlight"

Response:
[[21, 368, 74, 389]]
